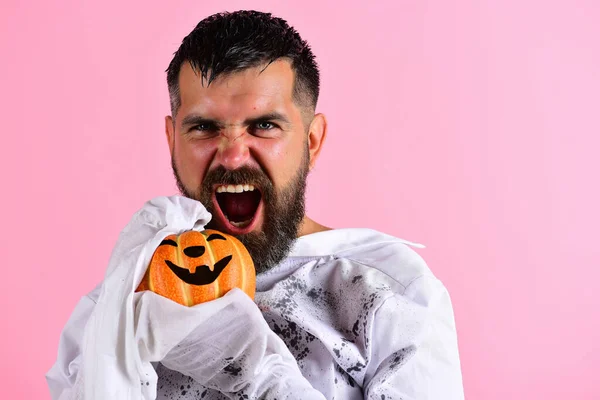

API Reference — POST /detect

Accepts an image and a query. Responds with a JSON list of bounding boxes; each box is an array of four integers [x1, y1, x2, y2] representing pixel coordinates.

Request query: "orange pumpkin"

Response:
[[136, 229, 255, 306]]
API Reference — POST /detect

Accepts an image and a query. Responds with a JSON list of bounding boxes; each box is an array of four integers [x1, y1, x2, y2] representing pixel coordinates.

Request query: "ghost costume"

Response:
[[46, 197, 464, 399]]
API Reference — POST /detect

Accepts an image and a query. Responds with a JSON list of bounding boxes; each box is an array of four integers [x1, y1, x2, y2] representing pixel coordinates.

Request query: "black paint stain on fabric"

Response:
[[347, 289, 387, 348], [302, 285, 339, 310], [179, 384, 189, 396], [352, 275, 363, 283], [155, 363, 229, 399], [346, 361, 366, 373], [278, 275, 336, 311], [224, 362, 242, 376], [270, 319, 317, 361], [335, 363, 356, 388], [307, 288, 320, 299], [389, 346, 416, 369]]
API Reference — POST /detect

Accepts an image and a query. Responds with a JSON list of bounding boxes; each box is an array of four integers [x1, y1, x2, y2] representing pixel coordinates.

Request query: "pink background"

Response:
[[1, 0, 599, 398]]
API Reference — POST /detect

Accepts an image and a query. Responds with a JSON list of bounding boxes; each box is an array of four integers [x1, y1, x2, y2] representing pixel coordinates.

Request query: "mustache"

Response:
[[202, 165, 273, 190]]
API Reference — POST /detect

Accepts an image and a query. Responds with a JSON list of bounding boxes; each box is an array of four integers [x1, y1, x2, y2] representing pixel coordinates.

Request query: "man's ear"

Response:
[[307, 113, 327, 170], [165, 115, 175, 154]]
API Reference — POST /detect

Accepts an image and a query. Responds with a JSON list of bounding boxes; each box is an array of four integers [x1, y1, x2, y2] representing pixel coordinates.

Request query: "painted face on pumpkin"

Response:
[[166, 59, 319, 273], [136, 229, 255, 307], [160, 233, 232, 285]]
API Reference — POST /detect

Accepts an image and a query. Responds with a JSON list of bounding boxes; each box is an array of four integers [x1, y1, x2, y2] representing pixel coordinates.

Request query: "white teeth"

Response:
[[230, 219, 252, 228], [216, 184, 256, 193]]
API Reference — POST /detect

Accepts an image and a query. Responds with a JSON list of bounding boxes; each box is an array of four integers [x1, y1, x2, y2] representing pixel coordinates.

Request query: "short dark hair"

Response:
[[166, 10, 320, 118]]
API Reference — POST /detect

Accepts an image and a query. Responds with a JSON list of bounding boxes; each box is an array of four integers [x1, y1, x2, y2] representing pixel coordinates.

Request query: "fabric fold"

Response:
[[80, 196, 212, 400]]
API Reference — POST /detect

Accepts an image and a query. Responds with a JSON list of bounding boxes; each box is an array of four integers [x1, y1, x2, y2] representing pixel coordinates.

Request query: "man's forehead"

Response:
[[177, 59, 296, 114]]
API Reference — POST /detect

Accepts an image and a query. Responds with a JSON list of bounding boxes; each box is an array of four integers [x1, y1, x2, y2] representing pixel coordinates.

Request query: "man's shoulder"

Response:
[[295, 228, 436, 290], [338, 228, 435, 290]]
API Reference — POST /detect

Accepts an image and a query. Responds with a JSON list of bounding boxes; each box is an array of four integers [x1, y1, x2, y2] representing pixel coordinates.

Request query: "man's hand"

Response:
[[134, 287, 326, 399]]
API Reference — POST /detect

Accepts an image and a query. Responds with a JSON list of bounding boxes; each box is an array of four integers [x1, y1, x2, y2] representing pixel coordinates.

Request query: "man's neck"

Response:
[[298, 216, 332, 237]]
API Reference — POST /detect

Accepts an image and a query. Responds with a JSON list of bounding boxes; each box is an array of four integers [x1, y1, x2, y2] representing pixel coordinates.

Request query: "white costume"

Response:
[[46, 196, 464, 399]]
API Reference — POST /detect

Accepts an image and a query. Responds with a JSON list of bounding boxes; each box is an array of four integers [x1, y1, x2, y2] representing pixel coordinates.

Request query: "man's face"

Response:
[[166, 59, 317, 272]]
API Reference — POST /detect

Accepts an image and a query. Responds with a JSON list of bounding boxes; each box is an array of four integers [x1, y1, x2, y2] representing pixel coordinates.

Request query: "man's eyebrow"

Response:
[[181, 114, 220, 128], [180, 112, 291, 128], [244, 112, 291, 125]]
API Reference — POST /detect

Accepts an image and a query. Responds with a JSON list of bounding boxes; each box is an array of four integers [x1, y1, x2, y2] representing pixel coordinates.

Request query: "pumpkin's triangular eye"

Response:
[[184, 246, 205, 258], [207, 233, 226, 241]]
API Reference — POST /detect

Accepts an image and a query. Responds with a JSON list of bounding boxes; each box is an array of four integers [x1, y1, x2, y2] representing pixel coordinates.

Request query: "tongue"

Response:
[[219, 192, 258, 222]]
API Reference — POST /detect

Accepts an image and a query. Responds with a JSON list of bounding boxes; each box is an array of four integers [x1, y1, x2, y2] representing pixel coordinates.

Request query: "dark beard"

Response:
[[171, 149, 309, 274]]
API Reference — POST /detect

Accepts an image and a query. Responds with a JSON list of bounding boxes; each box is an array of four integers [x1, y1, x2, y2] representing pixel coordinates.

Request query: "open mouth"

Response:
[[212, 184, 262, 233]]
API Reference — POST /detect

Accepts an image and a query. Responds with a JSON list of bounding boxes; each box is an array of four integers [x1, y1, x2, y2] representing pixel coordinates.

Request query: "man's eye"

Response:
[[256, 122, 275, 130], [193, 123, 216, 131]]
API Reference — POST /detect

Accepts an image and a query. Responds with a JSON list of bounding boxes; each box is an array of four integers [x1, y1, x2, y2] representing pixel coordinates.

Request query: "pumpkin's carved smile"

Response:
[[159, 235, 233, 285], [136, 229, 255, 307], [164, 256, 233, 285]]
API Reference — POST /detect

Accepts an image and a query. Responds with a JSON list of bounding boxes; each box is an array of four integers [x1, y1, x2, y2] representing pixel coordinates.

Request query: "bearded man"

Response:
[[47, 10, 464, 400]]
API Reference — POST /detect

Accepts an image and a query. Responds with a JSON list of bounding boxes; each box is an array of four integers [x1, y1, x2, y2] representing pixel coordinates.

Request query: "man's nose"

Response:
[[215, 129, 251, 170]]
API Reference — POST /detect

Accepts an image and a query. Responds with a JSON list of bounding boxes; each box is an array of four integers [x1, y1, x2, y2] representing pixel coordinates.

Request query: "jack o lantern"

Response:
[[136, 229, 255, 306]]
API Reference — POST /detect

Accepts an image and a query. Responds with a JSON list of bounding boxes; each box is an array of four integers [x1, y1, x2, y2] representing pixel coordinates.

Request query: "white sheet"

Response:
[[75, 195, 324, 399]]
